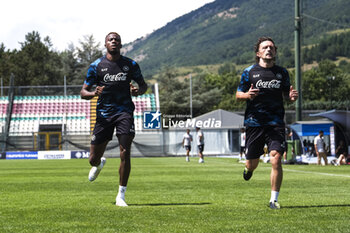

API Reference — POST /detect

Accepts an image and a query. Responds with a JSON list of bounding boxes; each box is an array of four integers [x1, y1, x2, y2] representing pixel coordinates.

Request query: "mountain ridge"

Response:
[[122, 0, 350, 77]]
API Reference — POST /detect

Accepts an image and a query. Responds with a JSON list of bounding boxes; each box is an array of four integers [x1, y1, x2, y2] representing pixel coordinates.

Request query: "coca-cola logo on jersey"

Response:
[[256, 79, 281, 89], [103, 73, 127, 82]]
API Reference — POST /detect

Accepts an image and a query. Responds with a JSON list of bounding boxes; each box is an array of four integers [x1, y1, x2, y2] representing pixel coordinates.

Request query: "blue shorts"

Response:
[[245, 126, 286, 159], [91, 112, 135, 145]]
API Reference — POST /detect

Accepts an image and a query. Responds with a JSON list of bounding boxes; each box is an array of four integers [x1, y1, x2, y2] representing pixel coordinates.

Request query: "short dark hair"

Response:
[[105, 32, 121, 43], [254, 36, 277, 63]]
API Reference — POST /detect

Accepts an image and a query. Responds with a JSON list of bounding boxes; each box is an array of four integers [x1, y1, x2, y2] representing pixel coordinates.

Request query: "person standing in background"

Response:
[[183, 129, 193, 162], [196, 127, 205, 163], [239, 128, 246, 161], [314, 130, 328, 165]]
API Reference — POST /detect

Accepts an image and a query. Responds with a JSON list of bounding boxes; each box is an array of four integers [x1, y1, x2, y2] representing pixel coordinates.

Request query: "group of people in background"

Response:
[[332, 140, 350, 166], [182, 127, 205, 163], [311, 130, 349, 166]]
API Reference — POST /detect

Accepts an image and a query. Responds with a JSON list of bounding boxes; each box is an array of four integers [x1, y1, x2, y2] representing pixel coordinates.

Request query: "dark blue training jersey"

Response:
[[84, 55, 146, 118], [237, 64, 290, 127]]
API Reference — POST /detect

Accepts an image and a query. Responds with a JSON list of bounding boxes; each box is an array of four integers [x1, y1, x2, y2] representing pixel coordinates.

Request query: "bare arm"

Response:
[[236, 84, 259, 101], [80, 83, 105, 100], [288, 85, 298, 102], [130, 81, 148, 97], [314, 144, 319, 155], [283, 85, 299, 102]]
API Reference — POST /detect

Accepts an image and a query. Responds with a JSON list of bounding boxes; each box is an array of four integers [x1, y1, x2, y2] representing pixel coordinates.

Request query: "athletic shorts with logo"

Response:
[[91, 112, 135, 145], [245, 126, 286, 159]]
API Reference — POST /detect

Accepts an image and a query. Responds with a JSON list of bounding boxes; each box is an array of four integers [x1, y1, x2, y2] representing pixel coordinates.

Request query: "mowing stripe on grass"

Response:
[[284, 168, 350, 178], [210, 158, 350, 178]]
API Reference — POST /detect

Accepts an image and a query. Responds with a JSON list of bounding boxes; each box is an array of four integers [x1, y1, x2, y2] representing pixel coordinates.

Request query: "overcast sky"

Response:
[[1, 0, 214, 51]]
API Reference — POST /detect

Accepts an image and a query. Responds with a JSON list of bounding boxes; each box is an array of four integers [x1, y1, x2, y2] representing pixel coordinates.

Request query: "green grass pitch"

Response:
[[0, 157, 349, 233]]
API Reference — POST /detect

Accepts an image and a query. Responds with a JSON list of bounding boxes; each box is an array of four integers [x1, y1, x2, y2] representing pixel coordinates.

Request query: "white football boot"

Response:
[[116, 197, 128, 207], [88, 157, 106, 182]]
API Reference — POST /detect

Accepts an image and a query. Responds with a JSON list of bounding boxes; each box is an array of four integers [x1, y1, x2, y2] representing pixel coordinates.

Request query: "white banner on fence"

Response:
[[38, 151, 71, 160]]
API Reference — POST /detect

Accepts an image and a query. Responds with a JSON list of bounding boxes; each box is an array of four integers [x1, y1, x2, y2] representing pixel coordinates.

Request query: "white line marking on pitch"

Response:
[[284, 168, 350, 178], [211, 159, 350, 178]]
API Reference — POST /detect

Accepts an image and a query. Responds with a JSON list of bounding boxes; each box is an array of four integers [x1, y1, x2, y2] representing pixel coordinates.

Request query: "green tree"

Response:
[[218, 62, 236, 75], [302, 59, 350, 109], [202, 64, 244, 111], [0, 43, 11, 86], [76, 35, 102, 64], [9, 31, 63, 93], [75, 35, 103, 83], [157, 66, 189, 116], [60, 43, 81, 85], [191, 74, 222, 116], [156, 67, 224, 117]]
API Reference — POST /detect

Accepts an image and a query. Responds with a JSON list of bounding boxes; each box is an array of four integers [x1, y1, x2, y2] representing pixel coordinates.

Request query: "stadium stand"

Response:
[[1, 88, 191, 157], [0, 96, 8, 133], [8, 95, 90, 136], [133, 94, 157, 130], [2, 94, 157, 136]]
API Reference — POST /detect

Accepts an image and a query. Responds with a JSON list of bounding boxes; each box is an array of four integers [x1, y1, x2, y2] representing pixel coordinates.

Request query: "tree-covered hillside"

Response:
[[123, 0, 350, 77], [0, 0, 349, 113]]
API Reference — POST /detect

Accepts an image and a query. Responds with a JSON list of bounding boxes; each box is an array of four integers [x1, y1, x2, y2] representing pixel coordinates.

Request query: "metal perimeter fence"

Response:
[[0, 84, 186, 158]]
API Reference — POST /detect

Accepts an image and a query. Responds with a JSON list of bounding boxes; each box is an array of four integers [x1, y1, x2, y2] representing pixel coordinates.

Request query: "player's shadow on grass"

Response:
[[283, 204, 350, 209], [113, 202, 211, 206]]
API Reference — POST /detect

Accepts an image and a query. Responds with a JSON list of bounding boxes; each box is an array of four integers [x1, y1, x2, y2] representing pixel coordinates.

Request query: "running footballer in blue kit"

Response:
[[239, 64, 290, 126], [80, 32, 148, 207], [236, 37, 298, 209]]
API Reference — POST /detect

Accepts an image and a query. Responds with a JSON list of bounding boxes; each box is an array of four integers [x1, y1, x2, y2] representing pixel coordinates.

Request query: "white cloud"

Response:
[[1, 0, 214, 51]]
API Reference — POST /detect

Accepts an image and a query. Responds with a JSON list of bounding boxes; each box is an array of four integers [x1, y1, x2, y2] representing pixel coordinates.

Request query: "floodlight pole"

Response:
[[190, 74, 193, 118], [63, 75, 67, 150], [64, 75, 67, 97], [295, 0, 302, 121], [2, 74, 14, 154], [154, 83, 160, 111]]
